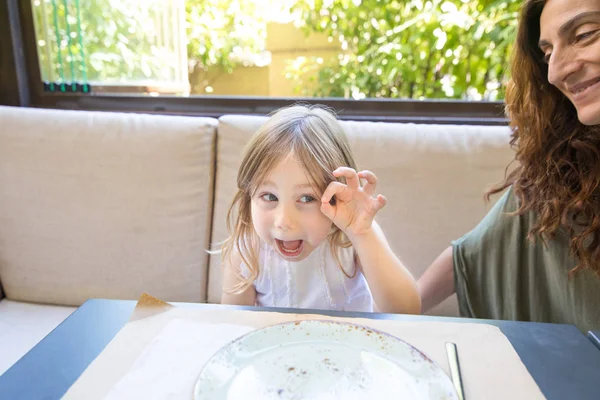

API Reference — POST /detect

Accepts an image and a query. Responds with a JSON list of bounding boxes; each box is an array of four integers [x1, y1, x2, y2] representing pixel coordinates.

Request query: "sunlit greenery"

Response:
[[32, 0, 271, 92], [33, 0, 183, 84], [32, 0, 521, 99], [289, 0, 521, 100]]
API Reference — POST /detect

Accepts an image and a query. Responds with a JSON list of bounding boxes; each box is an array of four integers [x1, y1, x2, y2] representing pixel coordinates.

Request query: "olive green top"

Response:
[[453, 187, 600, 332]]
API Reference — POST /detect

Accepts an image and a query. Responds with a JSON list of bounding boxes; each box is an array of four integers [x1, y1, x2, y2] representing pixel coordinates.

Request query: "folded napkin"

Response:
[[104, 319, 252, 399]]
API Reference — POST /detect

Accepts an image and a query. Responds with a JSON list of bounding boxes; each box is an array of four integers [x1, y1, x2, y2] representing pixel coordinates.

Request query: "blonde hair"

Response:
[[222, 105, 358, 293]]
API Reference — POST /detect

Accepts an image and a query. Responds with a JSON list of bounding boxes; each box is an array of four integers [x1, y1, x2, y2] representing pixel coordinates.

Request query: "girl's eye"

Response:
[[261, 193, 277, 202], [299, 195, 316, 203]]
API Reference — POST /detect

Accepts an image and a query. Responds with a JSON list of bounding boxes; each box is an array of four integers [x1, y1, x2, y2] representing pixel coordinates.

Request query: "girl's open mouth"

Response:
[[275, 239, 303, 258]]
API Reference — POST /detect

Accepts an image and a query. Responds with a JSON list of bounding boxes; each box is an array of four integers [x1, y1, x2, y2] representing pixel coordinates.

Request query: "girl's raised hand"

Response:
[[320, 167, 387, 239]]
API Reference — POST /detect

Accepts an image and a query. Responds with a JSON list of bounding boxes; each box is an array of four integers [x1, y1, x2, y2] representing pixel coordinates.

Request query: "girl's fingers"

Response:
[[374, 194, 387, 212], [333, 167, 360, 190], [320, 201, 336, 220], [321, 181, 347, 205], [358, 170, 377, 195]]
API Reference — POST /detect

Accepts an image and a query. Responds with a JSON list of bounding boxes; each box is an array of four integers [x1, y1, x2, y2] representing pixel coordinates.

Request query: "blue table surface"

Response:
[[1, 299, 600, 399]]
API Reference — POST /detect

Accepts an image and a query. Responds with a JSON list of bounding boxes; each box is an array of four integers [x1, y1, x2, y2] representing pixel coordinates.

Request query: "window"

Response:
[[30, 0, 519, 101], [0, 0, 513, 124], [32, 0, 188, 94]]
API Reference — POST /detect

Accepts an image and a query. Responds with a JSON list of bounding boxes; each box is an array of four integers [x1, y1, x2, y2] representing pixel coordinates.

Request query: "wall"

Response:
[[189, 22, 339, 97]]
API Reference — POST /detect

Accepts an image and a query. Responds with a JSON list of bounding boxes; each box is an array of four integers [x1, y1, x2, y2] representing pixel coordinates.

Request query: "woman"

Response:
[[418, 0, 600, 332]]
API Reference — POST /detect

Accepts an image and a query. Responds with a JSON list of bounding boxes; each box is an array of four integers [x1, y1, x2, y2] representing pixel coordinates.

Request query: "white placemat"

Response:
[[63, 307, 545, 399]]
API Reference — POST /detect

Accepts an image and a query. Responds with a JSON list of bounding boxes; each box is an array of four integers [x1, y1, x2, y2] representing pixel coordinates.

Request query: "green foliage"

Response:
[[32, 0, 269, 91], [31, 0, 522, 99], [288, 0, 521, 100], [186, 0, 270, 93], [33, 0, 185, 83]]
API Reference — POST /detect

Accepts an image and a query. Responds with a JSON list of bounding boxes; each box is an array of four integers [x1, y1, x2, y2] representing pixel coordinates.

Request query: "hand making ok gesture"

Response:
[[320, 167, 387, 239]]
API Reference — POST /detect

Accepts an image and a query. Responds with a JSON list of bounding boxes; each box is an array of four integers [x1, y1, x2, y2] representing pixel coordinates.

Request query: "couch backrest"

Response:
[[209, 115, 514, 316], [0, 106, 217, 306]]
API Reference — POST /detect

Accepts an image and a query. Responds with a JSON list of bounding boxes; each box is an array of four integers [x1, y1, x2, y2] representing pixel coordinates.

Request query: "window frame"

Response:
[[3, 0, 508, 126]]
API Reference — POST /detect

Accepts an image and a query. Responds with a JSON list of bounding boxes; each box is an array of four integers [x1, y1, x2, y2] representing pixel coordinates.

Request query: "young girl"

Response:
[[221, 105, 420, 314]]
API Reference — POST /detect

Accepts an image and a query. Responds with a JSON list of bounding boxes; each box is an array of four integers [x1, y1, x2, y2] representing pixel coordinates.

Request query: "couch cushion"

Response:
[[0, 299, 76, 375], [208, 115, 513, 316], [0, 106, 217, 305]]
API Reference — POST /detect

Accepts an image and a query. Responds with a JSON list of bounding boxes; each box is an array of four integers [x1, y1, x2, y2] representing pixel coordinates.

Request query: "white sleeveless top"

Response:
[[241, 241, 374, 312]]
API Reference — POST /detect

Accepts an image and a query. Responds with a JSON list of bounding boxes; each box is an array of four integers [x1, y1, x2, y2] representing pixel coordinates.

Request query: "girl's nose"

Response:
[[274, 204, 295, 231]]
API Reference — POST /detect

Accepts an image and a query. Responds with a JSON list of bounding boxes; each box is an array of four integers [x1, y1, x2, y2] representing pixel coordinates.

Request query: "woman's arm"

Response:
[[220, 250, 257, 306], [352, 221, 421, 315], [417, 246, 455, 313]]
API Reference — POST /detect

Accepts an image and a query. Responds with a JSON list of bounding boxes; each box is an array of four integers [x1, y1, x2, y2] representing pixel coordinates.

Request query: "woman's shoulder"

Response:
[[453, 186, 526, 248]]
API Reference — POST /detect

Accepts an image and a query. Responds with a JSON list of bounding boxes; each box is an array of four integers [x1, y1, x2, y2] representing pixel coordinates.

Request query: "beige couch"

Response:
[[0, 105, 513, 375]]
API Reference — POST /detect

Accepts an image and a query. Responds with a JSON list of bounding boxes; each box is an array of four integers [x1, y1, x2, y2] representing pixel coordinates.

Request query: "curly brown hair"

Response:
[[487, 0, 600, 275]]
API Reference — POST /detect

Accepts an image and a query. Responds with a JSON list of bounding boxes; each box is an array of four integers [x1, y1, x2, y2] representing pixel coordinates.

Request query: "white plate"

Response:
[[194, 319, 458, 400]]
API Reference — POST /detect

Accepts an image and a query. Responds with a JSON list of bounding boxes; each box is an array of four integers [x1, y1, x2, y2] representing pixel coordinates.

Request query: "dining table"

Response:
[[0, 298, 599, 399]]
